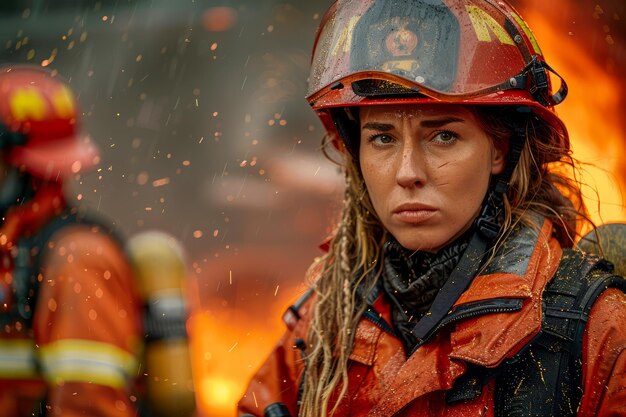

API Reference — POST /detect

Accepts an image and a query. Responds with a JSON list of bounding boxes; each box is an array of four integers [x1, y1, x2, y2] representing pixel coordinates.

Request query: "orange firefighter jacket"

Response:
[[238, 219, 626, 416], [0, 219, 143, 416]]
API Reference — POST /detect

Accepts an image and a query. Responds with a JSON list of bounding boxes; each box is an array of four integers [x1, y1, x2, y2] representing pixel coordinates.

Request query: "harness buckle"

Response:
[[476, 216, 501, 240], [476, 190, 503, 241]]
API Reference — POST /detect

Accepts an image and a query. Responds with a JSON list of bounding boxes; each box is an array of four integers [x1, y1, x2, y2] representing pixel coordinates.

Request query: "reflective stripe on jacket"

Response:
[[39, 339, 138, 389], [0, 339, 37, 379], [0, 225, 142, 417], [238, 219, 626, 416]]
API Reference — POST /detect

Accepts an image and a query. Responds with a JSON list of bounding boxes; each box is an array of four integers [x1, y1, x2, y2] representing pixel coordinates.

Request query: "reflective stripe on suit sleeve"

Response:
[[39, 339, 138, 389], [0, 339, 38, 378]]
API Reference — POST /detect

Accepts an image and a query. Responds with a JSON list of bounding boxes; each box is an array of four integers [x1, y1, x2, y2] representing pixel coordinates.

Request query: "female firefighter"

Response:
[[238, 0, 626, 416]]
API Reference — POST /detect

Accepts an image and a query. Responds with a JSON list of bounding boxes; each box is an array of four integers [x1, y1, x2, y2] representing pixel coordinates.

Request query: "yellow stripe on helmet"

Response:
[[331, 15, 361, 56], [9, 87, 47, 122], [466, 5, 515, 46], [510, 10, 543, 55]]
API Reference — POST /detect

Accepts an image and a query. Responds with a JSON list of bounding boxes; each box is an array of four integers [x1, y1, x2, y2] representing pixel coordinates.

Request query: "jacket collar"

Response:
[[355, 217, 563, 416], [449, 217, 562, 367]]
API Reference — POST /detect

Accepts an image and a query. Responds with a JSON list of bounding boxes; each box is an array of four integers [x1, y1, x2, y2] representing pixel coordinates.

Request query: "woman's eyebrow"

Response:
[[361, 122, 395, 131], [419, 116, 465, 128]]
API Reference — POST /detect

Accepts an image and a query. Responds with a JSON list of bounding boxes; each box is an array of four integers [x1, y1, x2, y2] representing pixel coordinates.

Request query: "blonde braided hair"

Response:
[[299, 147, 385, 417]]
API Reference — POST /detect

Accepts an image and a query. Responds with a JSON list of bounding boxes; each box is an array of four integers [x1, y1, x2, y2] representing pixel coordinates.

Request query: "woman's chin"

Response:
[[393, 235, 445, 253]]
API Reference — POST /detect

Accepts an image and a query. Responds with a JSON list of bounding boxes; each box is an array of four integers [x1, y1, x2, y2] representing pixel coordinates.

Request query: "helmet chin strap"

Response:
[[409, 107, 530, 350]]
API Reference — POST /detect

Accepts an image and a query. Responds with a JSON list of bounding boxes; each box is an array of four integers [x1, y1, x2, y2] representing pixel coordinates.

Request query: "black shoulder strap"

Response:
[[13, 208, 122, 326], [447, 249, 626, 416], [495, 249, 625, 416]]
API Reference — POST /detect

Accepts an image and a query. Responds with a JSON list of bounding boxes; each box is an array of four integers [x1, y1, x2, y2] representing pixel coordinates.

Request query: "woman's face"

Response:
[[359, 104, 506, 252]]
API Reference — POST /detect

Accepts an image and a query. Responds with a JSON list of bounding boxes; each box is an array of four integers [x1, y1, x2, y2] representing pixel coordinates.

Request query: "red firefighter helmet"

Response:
[[0, 64, 100, 179], [307, 0, 569, 160]]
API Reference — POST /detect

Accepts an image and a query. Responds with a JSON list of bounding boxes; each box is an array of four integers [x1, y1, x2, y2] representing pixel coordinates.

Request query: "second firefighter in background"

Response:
[[0, 65, 195, 417]]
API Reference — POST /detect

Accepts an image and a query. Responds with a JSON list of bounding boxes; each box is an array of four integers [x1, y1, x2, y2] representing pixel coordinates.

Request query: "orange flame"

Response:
[[186, 257, 308, 417], [188, 310, 285, 416], [522, 7, 626, 225]]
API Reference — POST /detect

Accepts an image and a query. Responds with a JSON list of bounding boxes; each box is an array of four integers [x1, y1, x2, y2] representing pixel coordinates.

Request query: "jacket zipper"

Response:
[[363, 307, 396, 335], [363, 298, 524, 350], [440, 298, 523, 327], [411, 298, 524, 353]]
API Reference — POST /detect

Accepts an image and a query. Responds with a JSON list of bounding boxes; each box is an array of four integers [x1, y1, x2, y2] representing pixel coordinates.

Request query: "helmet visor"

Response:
[[307, 0, 537, 103]]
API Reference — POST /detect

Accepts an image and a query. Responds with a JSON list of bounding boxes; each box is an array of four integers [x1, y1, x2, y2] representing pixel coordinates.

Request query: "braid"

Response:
[[300, 155, 385, 417], [335, 182, 356, 413]]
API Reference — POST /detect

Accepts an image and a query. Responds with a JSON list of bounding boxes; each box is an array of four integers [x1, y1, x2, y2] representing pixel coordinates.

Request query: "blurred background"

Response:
[[0, 0, 624, 416]]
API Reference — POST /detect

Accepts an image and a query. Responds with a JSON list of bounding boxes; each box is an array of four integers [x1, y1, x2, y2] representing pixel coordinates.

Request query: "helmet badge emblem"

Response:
[[385, 25, 418, 57], [380, 19, 420, 73]]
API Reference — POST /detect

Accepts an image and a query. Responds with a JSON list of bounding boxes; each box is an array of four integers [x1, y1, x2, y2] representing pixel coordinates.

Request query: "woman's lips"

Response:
[[392, 204, 437, 224]]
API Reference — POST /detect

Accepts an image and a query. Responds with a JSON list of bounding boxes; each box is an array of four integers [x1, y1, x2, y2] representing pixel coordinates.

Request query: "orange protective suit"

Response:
[[0, 184, 143, 417], [239, 219, 626, 416]]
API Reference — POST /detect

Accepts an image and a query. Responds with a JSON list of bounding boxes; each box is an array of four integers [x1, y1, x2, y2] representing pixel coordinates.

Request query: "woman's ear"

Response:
[[491, 140, 508, 175]]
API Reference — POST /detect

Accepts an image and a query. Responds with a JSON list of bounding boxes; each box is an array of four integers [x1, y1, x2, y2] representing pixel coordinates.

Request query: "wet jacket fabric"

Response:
[[238, 218, 626, 416], [0, 186, 143, 417]]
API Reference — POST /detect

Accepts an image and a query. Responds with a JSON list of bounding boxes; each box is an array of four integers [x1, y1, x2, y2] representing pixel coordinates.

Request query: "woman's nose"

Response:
[[395, 143, 427, 188]]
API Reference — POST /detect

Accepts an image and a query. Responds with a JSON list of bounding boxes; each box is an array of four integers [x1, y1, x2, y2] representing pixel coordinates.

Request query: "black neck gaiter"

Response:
[[381, 231, 472, 354]]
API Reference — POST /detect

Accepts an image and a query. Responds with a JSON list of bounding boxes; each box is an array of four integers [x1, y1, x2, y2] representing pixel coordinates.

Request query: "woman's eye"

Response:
[[370, 134, 394, 145], [433, 130, 458, 144]]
